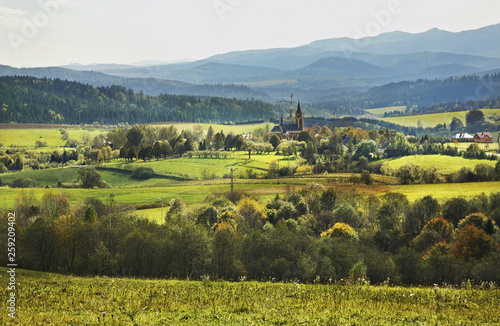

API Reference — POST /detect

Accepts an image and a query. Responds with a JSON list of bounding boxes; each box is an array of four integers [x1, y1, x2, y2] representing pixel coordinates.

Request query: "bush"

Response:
[[35, 140, 47, 148], [131, 167, 154, 179], [11, 178, 37, 188]]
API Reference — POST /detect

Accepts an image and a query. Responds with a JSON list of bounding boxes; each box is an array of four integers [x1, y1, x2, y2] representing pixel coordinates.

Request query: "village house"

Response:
[[473, 132, 493, 143], [451, 132, 474, 142]]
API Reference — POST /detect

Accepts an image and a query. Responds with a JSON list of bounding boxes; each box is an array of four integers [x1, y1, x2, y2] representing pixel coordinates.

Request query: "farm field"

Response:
[[0, 153, 295, 187], [0, 267, 498, 325], [379, 108, 500, 128], [452, 141, 499, 152], [147, 122, 269, 135], [115, 153, 297, 179], [365, 106, 407, 116], [0, 127, 110, 148], [380, 154, 498, 174], [2, 178, 499, 213], [0, 122, 267, 148]]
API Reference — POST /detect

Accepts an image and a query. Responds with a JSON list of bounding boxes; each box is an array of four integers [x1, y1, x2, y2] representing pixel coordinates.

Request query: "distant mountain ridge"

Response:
[[1, 24, 499, 110]]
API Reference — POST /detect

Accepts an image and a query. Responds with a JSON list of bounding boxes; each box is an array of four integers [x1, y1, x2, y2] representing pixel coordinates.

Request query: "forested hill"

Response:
[[308, 72, 500, 116], [0, 76, 276, 124]]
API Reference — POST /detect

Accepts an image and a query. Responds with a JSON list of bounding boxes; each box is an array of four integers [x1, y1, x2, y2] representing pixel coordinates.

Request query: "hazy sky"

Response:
[[1, 0, 499, 67]]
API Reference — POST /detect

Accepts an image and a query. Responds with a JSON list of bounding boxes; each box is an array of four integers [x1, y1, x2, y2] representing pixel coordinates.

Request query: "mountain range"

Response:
[[1, 23, 500, 109]]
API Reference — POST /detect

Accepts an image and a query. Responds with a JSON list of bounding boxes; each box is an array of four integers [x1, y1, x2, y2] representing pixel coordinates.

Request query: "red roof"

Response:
[[475, 132, 493, 139]]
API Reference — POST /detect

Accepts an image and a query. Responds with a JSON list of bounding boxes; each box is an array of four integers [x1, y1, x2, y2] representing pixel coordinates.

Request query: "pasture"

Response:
[[380, 154, 498, 174], [147, 122, 269, 135], [379, 108, 500, 128], [365, 106, 407, 116], [0, 122, 268, 149], [0, 127, 109, 148], [0, 267, 498, 325]]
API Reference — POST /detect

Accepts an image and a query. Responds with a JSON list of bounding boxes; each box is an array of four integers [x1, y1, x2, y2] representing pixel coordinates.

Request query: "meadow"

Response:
[[380, 154, 498, 174], [0, 267, 498, 325], [0, 127, 110, 148], [0, 122, 267, 148], [365, 106, 407, 116], [379, 108, 500, 128]]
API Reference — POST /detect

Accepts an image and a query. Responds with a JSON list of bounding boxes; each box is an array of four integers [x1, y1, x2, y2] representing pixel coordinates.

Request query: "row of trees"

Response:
[[3, 186, 499, 285]]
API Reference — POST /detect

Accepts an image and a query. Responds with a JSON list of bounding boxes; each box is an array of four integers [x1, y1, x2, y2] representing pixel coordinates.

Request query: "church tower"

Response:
[[295, 101, 304, 130]]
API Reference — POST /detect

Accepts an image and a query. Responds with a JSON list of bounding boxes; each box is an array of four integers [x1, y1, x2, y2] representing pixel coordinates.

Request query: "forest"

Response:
[[309, 73, 500, 115], [0, 76, 276, 124]]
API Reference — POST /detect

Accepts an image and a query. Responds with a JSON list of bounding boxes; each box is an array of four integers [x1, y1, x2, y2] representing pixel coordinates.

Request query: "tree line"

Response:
[[2, 187, 499, 286]]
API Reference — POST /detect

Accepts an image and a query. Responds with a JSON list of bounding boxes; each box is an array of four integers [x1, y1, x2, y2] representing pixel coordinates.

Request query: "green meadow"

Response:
[[379, 108, 500, 128], [0, 267, 498, 325], [365, 106, 407, 116], [380, 154, 498, 174], [0, 122, 268, 149]]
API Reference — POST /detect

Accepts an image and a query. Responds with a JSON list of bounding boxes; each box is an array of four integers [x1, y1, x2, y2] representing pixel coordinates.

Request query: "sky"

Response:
[[1, 0, 499, 67]]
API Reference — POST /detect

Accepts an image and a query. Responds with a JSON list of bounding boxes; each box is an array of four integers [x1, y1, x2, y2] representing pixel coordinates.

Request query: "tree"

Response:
[[450, 117, 464, 131], [452, 225, 499, 262], [495, 160, 500, 181], [12, 156, 23, 171], [442, 197, 470, 227], [77, 166, 106, 189], [270, 135, 280, 150], [353, 140, 376, 161], [127, 146, 138, 162], [360, 170, 373, 185], [106, 128, 127, 150], [298, 130, 313, 143], [126, 126, 145, 147], [166, 197, 187, 221], [465, 109, 485, 126], [404, 196, 440, 239]]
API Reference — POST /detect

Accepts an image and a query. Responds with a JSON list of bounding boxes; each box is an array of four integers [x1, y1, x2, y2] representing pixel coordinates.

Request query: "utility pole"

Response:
[[159, 196, 164, 224], [230, 168, 234, 193], [277, 159, 280, 185]]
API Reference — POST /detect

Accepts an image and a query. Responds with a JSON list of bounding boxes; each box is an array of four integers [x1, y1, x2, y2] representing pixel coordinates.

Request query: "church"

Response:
[[270, 97, 305, 140]]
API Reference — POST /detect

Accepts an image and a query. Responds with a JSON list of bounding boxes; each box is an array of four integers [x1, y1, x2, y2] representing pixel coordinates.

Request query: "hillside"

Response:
[[0, 76, 276, 124], [0, 65, 269, 99]]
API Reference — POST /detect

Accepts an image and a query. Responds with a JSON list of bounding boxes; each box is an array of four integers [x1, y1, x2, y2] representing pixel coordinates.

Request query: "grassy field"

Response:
[[0, 153, 296, 188], [0, 181, 303, 211], [452, 141, 499, 152], [0, 123, 268, 149], [380, 154, 498, 174], [0, 127, 109, 148], [365, 106, 407, 116], [379, 108, 500, 128], [147, 122, 270, 135], [0, 267, 498, 325]]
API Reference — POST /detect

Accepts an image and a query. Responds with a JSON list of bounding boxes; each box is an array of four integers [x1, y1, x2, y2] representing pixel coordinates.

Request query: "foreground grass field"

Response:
[[380, 154, 498, 174], [0, 268, 498, 325], [379, 108, 500, 128]]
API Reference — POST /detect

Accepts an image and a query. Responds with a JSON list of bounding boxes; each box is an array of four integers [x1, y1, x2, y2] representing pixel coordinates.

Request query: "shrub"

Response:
[[11, 178, 37, 188], [131, 167, 154, 179]]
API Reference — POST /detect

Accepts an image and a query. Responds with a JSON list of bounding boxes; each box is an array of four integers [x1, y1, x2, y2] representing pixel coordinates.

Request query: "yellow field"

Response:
[[0, 127, 109, 148], [147, 122, 270, 135], [379, 109, 500, 128], [381, 154, 498, 174], [452, 142, 499, 152], [0, 123, 269, 148]]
